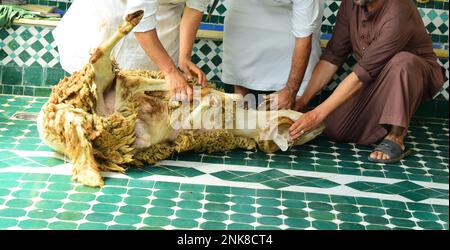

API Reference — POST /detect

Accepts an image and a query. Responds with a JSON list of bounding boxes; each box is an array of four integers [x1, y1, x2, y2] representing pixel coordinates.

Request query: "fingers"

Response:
[[193, 67, 206, 86], [181, 66, 193, 81], [289, 119, 305, 140]]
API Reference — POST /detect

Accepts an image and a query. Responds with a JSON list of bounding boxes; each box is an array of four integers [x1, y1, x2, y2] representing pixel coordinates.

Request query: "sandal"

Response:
[[368, 139, 411, 164]]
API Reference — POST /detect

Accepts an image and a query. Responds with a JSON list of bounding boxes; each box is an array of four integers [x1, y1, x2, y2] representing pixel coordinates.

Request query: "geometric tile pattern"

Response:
[[0, 94, 448, 230], [0, 0, 449, 102]]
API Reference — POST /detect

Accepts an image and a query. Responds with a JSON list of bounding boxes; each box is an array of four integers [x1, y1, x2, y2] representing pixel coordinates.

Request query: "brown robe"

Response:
[[321, 0, 444, 145]]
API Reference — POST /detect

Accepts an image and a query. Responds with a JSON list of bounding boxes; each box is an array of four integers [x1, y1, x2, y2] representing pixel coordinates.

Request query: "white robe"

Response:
[[53, 0, 209, 73], [222, 0, 324, 96]]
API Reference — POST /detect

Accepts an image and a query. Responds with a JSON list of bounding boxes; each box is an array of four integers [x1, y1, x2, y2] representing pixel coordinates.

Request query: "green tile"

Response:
[[124, 196, 150, 206], [330, 195, 357, 204], [386, 209, 412, 219], [12, 189, 39, 199], [108, 225, 136, 230], [432, 205, 449, 214], [417, 221, 444, 230], [231, 204, 255, 214], [97, 195, 122, 204], [258, 207, 282, 216], [119, 205, 146, 214], [56, 211, 85, 221], [147, 207, 174, 217], [128, 180, 154, 188], [206, 185, 231, 194], [128, 188, 152, 197], [172, 218, 198, 229], [205, 203, 229, 212], [19, 182, 47, 190], [363, 215, 389, 225], [143, 217, 171, 227], [6, 199, 33, 208], [227, 223, 254, 230], [334, 204, 359, 214], [154, 182, 180, 190], [75, 185, 100, 193], [356, 197, 382, 207], [180, 192, 203, 201], [0, 218, 18, 229], [41, 191, 67, 200], [178, 200, 202, 210], [68, 193, 95, 202], [23, 66, 43, 86], [48, 221, 78, 230], [101, 187, 127, 195], [230, 213, 256, 224], [203, 212, 228, 221], [18, 219, 48, 229], [200, 221, 226, 230], [413, 211, 440, 221], [382, 200, 407, 210], [339, 223, 365, 230], [305, 193, 330, 202], [283, 209, 308, 219], [360, 206, 385, 216], [206, 193, 230, 203], [92, 204, 118, 213], [85, 213, 114, 223], [308, 202, 333, 211], [257, 198, 281, 207], [63, 202, 90, 212], [284, 218, 310, 229], [407, 203, 434, 212], [28, 209, 57, 219], [35, 200, 63, 210], [154, 189, 179, 199], [310, 211, 335, 221], [337, 213, 363, 223], [282, 200, 307, 209], [258, 216, 282, 226], [176, 210, 202, 220], [45, 67, 65, 85], [366, 225, 390, 230], [230, 195, 255, 205], [115, 214, 142, 225], [256, 189, 281, 198], [390, 218, 416, 228], [180, 183, 205, 193], [312, 221, 338, 230], [151, 199, 176, 208]]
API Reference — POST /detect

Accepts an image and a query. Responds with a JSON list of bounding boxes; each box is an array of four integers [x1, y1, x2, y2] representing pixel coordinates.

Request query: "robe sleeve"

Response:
[[186, 0, 210, 13], [320, 0, 352, 67], [125, 0, 158, 32], [291, 0, 323, 38]]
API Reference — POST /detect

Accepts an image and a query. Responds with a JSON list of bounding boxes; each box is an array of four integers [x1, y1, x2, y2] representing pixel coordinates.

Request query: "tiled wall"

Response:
[[0, 0, 449, 115]]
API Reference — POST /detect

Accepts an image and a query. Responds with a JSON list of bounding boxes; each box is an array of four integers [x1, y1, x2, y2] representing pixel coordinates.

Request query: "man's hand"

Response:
[[179, 59, 207, 87], [294, 96, 310, 113], [289, 109, 324, 141], [263, 87, 297, 110], [166, 71, 193, 102]]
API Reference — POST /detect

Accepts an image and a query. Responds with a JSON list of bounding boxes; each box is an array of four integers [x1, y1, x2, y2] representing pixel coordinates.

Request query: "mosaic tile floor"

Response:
[[0, 94, 448, 230]]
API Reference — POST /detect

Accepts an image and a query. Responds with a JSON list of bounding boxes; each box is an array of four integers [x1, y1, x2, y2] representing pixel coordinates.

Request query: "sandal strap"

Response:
[[373, 139, 403, 159]]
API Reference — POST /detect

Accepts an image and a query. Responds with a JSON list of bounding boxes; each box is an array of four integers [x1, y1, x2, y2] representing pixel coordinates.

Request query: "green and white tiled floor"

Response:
[[0, 94, 448, 230]]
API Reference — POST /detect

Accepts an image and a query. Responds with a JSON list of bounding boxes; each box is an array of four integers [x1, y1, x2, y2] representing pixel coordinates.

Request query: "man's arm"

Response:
[[135, 31, 191, 100], [265, 0, 322, 110], [179, 6, 206, 85], [294, 60, 339, 111], [290, 72, 363, 140]]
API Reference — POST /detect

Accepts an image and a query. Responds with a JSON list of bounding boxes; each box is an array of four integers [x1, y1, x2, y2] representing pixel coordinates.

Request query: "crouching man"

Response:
[[289, 0, 445, 163]]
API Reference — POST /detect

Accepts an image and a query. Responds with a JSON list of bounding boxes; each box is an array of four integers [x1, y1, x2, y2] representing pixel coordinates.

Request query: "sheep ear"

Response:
[[273, 134, 289, 152]]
